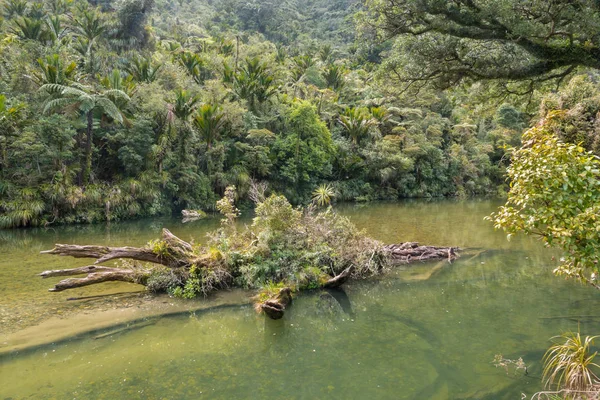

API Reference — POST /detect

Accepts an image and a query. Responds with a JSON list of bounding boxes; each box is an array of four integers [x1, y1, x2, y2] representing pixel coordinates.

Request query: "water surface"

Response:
[[1, 199, 598, 399]]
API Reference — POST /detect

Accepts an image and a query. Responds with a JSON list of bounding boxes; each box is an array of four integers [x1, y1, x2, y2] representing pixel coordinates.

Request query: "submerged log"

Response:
[[323, 266, 354, 289]]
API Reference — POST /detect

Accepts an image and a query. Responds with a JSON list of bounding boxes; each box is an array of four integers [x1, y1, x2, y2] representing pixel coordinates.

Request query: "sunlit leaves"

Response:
[[490, 111, 600, 285], [543, 332, 600, 392], [312, 183, 335, 207]]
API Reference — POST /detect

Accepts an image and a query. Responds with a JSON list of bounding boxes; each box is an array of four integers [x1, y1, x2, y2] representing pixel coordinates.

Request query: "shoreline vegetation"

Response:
[[40, 186, 459, 319]]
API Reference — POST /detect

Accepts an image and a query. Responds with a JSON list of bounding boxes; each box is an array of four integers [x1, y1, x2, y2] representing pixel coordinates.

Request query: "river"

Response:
[[1, 199, 597, 399]]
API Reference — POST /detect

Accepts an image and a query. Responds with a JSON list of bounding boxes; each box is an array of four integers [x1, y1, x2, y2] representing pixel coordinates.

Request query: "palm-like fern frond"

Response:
[[95, 97, 123, 123]]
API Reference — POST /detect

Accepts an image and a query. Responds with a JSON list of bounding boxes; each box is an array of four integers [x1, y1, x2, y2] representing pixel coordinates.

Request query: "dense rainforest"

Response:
[[4, 0, 600, 397], [0, 0, 530, 228]]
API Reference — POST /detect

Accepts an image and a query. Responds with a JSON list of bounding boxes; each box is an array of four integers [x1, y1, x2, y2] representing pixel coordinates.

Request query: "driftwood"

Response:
[[384, 242, 458, 264], [39, 266, 147, 292], [41, 229, 195, 268], [40, 232, 459, 318], [39, 229, 191, 292]]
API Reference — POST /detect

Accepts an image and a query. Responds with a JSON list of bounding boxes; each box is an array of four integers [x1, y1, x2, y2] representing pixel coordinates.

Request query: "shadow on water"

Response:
[[324, 287, 355, 317], [0, 302, 251, 362]]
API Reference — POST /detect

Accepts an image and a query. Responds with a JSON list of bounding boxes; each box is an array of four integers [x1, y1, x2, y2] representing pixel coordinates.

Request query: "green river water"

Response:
[[1, 199, 598, 399]]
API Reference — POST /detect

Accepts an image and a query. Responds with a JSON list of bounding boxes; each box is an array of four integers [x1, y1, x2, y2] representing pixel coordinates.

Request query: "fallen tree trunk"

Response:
[[43, 268, 148, 292], [40, 231, 459, 318], [182, 210, 207, 223], [384, 242, 458, 264], [41, 229, 195, 268], [323, 266, 354, 289], [40, 265, 123, 278], [40, 228, 191, 293]]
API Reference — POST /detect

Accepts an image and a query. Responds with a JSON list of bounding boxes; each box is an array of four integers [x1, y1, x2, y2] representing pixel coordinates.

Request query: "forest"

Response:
[[0, 0, 531, 228], [3, 0, 600, 398]]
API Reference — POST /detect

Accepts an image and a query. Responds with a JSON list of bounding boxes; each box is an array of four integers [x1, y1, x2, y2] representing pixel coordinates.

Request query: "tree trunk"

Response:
[[83, 110, 93, 185], [41, 228, 195, 269], [259, 287, 293, 320], [40, 266, 148, 292], [383, 242, 458, 263], [323, 266, 354, 289]]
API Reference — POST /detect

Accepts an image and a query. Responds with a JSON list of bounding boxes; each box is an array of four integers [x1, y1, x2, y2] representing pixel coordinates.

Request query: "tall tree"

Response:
[[490, 111, 600, 287], [115, 0, 154, 49], [233, 57, 277, 113], [41, 83, 129, 184], [338, 107, 376, 145], [170, 89, 200, 163]]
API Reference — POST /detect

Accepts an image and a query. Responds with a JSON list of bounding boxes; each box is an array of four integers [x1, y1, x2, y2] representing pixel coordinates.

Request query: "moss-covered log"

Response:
[[41, 239, 457, 316]]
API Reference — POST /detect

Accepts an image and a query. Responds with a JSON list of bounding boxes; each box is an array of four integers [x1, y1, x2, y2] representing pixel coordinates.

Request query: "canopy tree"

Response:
[[365, 0, 600, 93]]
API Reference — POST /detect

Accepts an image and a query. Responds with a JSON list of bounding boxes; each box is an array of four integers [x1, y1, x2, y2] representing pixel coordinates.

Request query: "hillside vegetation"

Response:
[[0, 0, 533, 227]]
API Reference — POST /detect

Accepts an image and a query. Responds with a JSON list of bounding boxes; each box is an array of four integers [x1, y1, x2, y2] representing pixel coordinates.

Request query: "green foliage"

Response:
[[204, 189, 388, 295], [114, 0, 154, 49], [255, 281, 289, 302], [253, 194, 301, 234], [233, 57, 277, 113], [312, 183, 335, 207], [490, 111, 600, 285], [11, 16, 44, 41], [323, 64, 346, 91], [126, 55, 161, 83], [273, 101, 334, 199], [338, 107, 376, 145], [193, 104, 224, 149], [0, 0, 531, 228], [34, 54, 77, 85], [3, 0, 27, 19], [216, 185, 240, 226], [41, 82, 129, 184], [364, 0, 600, 94], [146, 267, 187, 294], [176, 51, 211, 84], [543, 331, 600, 392]]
